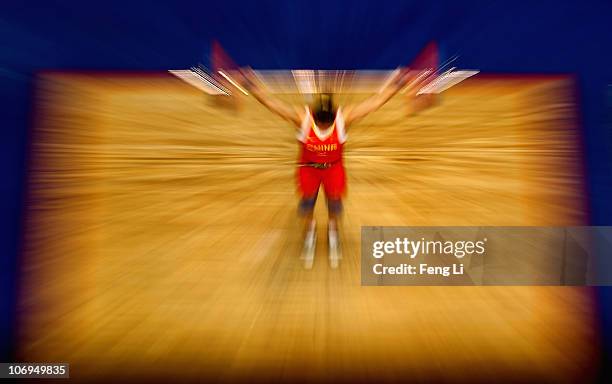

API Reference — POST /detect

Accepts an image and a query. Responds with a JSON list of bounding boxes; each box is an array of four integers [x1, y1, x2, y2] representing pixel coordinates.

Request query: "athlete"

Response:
[[237, 68, 421, 269]]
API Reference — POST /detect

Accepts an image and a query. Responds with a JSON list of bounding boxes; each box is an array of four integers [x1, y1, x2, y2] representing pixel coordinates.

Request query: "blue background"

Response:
[[1, 0, 611, 369]]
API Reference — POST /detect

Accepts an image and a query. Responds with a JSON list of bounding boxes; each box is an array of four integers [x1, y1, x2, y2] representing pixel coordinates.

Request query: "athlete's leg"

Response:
[[326, 198, 342, 268], [299, 194, 317, 234], [298, 166, 321, 234], [327, 198, 342, 230], [323, 165, 346, 268], [298, 167, 322, 269]]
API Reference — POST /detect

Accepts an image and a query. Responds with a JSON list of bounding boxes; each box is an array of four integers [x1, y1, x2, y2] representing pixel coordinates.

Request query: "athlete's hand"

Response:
[[237, 67, 260, 92], [393, 67, 413, 88], [404, 67, 439, 97], [396, 67, 433, 89]]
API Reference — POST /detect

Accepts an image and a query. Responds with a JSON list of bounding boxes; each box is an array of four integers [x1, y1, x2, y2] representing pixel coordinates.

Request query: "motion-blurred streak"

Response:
[[168, 69, 227, 95], [170, 68, 478, 97], [417, 69, 480, 94]]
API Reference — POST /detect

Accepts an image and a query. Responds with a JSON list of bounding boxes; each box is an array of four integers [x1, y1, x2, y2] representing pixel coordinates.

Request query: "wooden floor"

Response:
[[18, 73, 599, 382]]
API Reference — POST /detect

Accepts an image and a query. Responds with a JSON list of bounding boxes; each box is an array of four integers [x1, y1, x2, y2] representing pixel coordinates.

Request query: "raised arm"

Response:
[[343, 68, 423, 125], [238, 67, 303, 127]]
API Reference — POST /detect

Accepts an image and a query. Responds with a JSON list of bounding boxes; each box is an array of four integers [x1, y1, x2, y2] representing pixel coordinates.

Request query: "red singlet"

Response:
[[296, 106, 347, 200]]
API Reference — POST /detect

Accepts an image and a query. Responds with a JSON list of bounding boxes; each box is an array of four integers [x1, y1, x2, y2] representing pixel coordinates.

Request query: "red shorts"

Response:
[[297, 163, 346, 200]]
